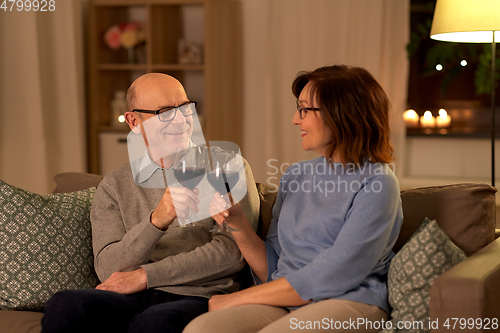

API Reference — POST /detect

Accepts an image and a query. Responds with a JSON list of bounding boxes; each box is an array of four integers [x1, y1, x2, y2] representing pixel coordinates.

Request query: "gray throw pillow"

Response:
[[380, 218, 467, 333], [0, 180, 99, 310]]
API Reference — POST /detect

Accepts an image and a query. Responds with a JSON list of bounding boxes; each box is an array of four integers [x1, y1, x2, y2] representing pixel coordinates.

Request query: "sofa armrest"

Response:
[[430, 237, 500, 332]]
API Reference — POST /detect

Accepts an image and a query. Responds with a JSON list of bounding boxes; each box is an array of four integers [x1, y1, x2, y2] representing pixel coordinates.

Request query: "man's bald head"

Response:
[[126, 73, 187, 112]]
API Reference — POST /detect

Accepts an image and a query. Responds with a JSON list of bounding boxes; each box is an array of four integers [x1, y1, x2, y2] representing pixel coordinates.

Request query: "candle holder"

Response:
[[436, 109, 451, 128], [420, 110, 436, 128], [403, 109, 420, 128]]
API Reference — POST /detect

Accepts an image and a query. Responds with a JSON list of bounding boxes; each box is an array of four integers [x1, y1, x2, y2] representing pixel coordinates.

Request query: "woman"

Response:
[[184, 65, 403, 333]]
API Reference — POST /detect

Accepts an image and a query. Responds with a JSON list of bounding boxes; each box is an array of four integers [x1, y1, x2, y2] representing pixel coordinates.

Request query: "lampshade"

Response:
[[430, 0, 500, 43]]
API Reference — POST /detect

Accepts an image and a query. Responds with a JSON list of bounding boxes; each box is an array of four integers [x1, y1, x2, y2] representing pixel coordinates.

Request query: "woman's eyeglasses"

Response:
[[296, 100, 320, 119]]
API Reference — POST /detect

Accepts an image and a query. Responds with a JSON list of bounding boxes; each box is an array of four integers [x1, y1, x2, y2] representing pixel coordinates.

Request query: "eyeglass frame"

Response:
[[296, 100, 320, 119], [132, 101, 197, 122]]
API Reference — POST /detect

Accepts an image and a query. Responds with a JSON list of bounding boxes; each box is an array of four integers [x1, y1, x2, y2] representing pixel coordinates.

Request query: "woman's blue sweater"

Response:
[[264, 157, 403, 313]]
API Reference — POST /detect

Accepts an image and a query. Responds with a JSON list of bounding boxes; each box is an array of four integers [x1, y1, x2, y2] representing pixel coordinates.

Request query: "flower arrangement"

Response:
[[104, 22, 145, 50]]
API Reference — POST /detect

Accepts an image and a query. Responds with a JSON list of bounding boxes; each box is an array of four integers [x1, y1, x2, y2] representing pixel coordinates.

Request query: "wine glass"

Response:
[[207, 150, 240, 232], [173, 146, 207, 225]]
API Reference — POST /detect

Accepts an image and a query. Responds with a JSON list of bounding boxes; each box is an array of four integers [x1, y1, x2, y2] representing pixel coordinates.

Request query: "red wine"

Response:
[[174, 167, 205, 190], [207, 171, 239, 194]]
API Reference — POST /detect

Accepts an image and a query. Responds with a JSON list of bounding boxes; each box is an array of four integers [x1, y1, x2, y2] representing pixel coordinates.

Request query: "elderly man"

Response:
[[41, 73, 259, 333]]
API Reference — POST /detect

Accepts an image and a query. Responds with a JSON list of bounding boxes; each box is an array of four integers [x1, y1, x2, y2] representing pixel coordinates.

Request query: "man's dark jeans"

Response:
[[41, 289, 209, 333]]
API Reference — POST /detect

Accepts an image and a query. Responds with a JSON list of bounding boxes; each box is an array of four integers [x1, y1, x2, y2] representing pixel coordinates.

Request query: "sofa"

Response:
[[1, 172, 499, 333]]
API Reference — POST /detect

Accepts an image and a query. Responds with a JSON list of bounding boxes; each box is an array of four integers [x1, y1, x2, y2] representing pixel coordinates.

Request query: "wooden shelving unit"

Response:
[[87, 0, 242, 174]]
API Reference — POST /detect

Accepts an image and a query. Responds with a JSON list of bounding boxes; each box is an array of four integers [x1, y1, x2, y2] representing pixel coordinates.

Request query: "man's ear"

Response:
[[125, 112, 141, 134]]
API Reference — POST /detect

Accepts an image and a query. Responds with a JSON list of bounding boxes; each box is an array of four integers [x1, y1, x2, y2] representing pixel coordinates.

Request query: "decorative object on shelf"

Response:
[[403, 109, 419, 128], [420, 110, 436, 128], [430, 0, 500, 186], [104, 22, 146, 63], [111, 90, 128, 127], [436, 108, 451, 128], [178, 39, 203, 64]]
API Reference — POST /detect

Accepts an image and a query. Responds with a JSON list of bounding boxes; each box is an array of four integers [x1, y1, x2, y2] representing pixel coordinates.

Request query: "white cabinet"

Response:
[[99, 132, 129, 175]]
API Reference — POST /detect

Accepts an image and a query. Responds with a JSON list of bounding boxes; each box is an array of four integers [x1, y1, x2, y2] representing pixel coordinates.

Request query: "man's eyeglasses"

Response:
[[296, 100, 320, 119], [133, 101, 197, 122]]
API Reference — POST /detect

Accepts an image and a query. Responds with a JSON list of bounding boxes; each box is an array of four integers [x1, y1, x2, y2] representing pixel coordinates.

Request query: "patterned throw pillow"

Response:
[[380, 218, 467, 333], [0, 180, 99, 310]]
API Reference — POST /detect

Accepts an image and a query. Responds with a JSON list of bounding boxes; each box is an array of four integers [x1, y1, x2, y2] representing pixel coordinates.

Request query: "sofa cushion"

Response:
[[382, 218, 467, 333], [255, 183, 277, 240], [0, 310, 43, 333], [52, 172, 103, 194], [0, 180, 99, 310], [397, 183, 496, 256]]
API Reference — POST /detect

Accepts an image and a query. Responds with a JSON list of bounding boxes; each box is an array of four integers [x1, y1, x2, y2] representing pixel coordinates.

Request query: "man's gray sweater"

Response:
[[90, 160, 259, 298]]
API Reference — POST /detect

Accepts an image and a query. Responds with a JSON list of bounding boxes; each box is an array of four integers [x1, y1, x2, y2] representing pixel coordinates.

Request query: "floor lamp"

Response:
[[430, 0, 500, 188]]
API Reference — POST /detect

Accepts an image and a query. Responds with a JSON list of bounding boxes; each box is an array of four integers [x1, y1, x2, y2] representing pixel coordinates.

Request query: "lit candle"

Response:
[[436, 109, 451, 128], [420, 111, 436, 128], [403, 109, 419, 128]]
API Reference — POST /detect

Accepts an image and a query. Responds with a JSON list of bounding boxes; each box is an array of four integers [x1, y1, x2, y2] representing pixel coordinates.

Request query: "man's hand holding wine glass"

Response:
[[151, 187, 200, 230]]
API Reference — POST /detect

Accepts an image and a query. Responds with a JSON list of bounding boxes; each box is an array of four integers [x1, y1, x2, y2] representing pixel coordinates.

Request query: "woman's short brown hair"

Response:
[[292, 65, 394, 165]]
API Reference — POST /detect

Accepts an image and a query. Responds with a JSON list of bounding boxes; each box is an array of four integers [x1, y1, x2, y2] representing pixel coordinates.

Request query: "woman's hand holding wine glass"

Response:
[[209, 194, 245, 231], [207, 151, 242, 232]]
